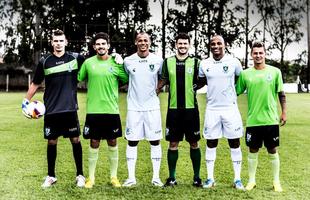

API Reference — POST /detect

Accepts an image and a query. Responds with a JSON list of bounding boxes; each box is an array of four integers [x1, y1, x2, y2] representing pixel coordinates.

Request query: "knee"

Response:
[[207, 139, 218, 148], [150, 140, 160, 146], [228, 139, 240, 148], [48, 139, 58, 145], [128, 141, 139, 147], [190, 141, 199, 149], [70, 137, 80, 144], [107, 139, 117, 147], [90, 139, 100, 149], [169, 141, 178, 150], [267, 147, 277, 154]]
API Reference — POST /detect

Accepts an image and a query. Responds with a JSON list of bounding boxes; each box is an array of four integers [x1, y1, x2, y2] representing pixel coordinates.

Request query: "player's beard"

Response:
[[177, 48, 188, 56], [97, 48, 107, 56]]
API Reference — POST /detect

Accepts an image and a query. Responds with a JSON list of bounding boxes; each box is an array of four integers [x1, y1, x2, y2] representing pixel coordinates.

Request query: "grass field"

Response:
[[0, 92, 309, 200]]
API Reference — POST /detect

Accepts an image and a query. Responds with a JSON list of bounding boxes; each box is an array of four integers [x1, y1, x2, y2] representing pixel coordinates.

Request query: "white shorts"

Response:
[[125, 109, 163, 141], [203, 108, 243, 139]]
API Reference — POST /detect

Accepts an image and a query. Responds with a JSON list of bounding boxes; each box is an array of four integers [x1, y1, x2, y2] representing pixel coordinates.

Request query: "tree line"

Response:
[[0, 0, 307, 83]]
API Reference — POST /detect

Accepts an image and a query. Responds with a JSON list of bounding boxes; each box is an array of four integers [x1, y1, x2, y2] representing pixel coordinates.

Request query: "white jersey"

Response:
[[124, 52, 163, 111], [199, 54, 242, 110]]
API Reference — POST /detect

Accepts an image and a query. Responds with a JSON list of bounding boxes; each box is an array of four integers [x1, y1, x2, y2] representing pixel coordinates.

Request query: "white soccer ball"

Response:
[[28, 100, 46, 119]]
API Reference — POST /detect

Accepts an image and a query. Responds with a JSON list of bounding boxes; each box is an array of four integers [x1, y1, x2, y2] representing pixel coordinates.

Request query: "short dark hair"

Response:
[[93, 32, 110, 44], [175, 32, 190, 43], [251, 41, 266, 53], [51, 29, 65, 39]]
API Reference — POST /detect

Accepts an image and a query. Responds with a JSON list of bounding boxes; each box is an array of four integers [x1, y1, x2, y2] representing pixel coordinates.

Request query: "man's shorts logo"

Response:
[[45, 127, 51, 136], [126, 128, 132, 135], [246, 132, 252, 142], [84, 126, 89, 135]]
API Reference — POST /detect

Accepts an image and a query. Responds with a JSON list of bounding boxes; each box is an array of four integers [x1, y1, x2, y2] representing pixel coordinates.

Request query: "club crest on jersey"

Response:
[[149, 64, 155, 71], [266, 73, 273, 82], [187, 67, 193, 74], [223, 65, 228, 73]]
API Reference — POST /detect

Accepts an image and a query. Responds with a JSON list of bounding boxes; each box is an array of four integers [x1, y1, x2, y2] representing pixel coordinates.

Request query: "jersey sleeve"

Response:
[[32, 57, 45, 85], [77, 54, 85, 70], [275, 68, 284, 92], [158, 57, 164, 76], [77, 60, 88, 82], [198, 60, 206, 78], [235, 71, 246, 95], [160, 58, 169, 81], [117, 64, 129, 84], [234, 58, 243, 76]]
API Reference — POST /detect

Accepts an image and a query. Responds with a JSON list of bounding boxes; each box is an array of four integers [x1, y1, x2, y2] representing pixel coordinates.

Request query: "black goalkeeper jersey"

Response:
[[32, 52, 84, 115]]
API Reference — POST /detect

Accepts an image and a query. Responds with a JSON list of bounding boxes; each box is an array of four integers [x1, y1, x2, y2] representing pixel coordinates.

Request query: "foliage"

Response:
[[166, 0, 243, 58], [0, 0, 152, 68], [0, 92, 309, 199]]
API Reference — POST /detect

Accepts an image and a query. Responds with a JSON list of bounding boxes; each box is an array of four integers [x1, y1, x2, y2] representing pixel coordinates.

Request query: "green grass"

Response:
[[0, 92, 309, 200]]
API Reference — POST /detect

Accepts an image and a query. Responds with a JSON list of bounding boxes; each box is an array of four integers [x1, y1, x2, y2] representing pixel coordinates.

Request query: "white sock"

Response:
[[230, 147, 242, 181], [126, 145, 137, 180], [205, 147, 216, 180], [151, 144, 162, 180]]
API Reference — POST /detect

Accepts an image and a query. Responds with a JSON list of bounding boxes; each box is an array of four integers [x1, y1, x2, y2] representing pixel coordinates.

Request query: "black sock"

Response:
[[47, 144, 57, 177], [72, 142, 83, 176]]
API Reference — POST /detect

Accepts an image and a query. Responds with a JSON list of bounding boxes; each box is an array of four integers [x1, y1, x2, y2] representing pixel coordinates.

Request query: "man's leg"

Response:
[[228, 138, 244, 189], [165, 141, 179, 185], [85, 139, 100, 188], [268, 147, 282, 192], [123, 141, 139, 187], [190, 141, 201, 186], [246, 148, 259, 190], [150, 140, 162, 186], [42, 139, 58, 188], [203, 139, 218, 188], [107, 139, 121, 187]]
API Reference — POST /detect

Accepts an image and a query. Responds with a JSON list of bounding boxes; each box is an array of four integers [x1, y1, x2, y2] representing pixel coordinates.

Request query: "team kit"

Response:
[[22, 30, 286, 192]]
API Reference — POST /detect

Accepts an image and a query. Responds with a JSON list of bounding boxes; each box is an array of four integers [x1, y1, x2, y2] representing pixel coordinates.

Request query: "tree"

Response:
[[265, 0, 304, 81], [0, 0, 152, 68]]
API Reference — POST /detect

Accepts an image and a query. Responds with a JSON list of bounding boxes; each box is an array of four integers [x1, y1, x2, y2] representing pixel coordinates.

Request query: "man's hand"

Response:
[[280, 112, 287, 126], [22, 98, 32, 119], [112, 52, 124, 64]]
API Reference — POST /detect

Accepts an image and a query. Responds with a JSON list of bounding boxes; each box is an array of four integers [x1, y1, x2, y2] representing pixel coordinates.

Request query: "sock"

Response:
[[190, 148, 201, 179], [88, 146, 99, 182], [72, 142, 83, 176], [205, 147, 216, 180], [151, 144, 162, 180], [108, 145, 119, 178], [269, 152, 280, 183], [167, 149, 178, 179], [248, 152, 258, 183], [230, 147, 242, 181], [47, 144, 57, 177], [126, 145, 137, 180]]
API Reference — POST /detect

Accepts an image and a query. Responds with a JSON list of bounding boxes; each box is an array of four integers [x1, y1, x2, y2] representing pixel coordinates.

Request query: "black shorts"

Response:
[[165, 108, 200, 142], [83, 114, 122, 140], [44, 111, 80, 140], [245, 125, 280, 149]]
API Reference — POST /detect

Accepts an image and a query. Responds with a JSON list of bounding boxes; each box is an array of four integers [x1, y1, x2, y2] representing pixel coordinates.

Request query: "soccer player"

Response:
[[198, 35, 244, 190], [236, 41, 287, 192], [21, 29, 85, 188], [157, 33, 202, 187], [122, 32, 164, 187], [78, 32, 128, 188]]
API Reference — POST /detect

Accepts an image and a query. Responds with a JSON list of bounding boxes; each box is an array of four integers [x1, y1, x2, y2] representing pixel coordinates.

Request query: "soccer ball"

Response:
[[28, 100, 46, 119]]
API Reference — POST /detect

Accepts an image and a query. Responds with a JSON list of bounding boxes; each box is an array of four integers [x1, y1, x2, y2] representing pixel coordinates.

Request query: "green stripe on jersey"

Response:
[[44, 59, 78, 75]]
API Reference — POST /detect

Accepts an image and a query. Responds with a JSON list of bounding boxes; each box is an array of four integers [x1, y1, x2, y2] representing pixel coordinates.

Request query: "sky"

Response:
[[148, 1, 308, 62]]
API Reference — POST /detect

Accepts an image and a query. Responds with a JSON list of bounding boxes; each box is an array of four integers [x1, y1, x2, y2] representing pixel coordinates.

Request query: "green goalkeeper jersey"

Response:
[[78, 55, 128, 114], [236, 65, 283, 127]]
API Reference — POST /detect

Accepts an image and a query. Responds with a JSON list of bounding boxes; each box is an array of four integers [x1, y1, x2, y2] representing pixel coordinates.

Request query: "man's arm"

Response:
[[278, 91, 287, 126], [156, 78, 168, 95], [196, 76, 207, 90]]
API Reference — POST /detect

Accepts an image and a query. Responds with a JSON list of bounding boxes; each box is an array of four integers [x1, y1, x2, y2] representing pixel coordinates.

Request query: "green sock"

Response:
[[108, 145, 119, 178], [88, 147, 99, 182], [269, 153, 280, 183], [248, 152, 258, 183], [190, 148, 201, 179], [167, 149, 178, 179]]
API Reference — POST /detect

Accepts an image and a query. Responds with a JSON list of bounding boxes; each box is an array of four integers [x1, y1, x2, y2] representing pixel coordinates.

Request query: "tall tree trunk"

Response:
[[307, 0, 310, 91], [245, 0, 249, 68]]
